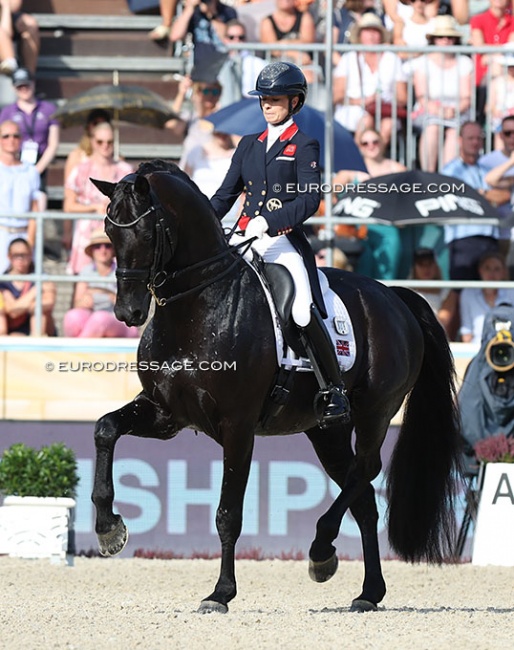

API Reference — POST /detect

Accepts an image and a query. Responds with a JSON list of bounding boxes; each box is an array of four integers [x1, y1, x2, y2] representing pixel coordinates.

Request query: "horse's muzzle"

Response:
[[115, 293, 151, 327]]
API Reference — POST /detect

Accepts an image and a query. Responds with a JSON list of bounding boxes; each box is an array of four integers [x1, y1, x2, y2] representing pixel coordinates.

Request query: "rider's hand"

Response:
[[245, 216, 269, 240]]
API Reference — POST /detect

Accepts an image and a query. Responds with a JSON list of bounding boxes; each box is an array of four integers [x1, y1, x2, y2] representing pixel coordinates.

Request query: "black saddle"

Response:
[[260, 261, 305, 358]]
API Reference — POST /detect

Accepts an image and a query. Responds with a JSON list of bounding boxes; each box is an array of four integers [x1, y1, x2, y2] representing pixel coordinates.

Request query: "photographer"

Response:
[[170, 0, 237, 68]]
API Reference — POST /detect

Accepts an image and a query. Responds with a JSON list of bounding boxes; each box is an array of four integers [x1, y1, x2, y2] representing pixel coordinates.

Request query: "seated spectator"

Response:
[[62, 229, 139, 339], [383, 0, 439, 31], [408, 246, 459, 338], [0, 237, 55, 335], [63, 123, 133, 275], [315, 245, 353, 271], [170, 0, 237, 69], [148, 0, 178, 41], [63, 108, 111, 183], [393, 0, 436, 69], [333, 13, 407, 145], [470, 0, 514, 118], [412, 16, 472, 172], [259, 0, 317, 83], [332, 129, 406, 280], [0, 68, 60, 211], [486, 50, 514, 149], [174, 77, 224, 170], [0, 1, 39, 76], [182, 129, 241, 219], [217, 19, 266, 106], [460, 251, 514, 344], [0, 118, 38, 273], [442, 121, 502, 281]]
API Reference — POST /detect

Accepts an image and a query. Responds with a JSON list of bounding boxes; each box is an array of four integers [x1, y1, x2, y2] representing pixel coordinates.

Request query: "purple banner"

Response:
[[1, 422, 469, 558]]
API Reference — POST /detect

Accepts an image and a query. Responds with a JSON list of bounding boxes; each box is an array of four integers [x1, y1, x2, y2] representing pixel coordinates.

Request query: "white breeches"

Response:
[[232, 232, 313, 327]]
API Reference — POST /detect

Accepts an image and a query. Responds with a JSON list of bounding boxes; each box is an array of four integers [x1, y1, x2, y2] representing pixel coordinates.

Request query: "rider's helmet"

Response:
[[249, 62, 307, 115]]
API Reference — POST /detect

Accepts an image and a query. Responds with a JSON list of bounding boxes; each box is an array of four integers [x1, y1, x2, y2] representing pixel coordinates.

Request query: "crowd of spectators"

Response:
[[2, 0, 514, 344]]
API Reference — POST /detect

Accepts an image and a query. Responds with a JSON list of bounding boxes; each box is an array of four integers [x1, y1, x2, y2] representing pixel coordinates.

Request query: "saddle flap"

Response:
[[261, 262, 295, 325]]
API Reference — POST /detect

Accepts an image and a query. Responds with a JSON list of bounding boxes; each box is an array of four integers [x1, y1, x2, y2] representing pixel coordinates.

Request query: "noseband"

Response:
[[106, 173, 253, 306]]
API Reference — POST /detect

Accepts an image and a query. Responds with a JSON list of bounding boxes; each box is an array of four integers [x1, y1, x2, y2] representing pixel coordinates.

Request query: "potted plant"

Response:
[[0, 442, 80, 563]]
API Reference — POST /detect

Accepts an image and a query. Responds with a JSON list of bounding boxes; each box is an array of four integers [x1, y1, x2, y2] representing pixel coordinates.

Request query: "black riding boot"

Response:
[[299, 304, 351, 428]]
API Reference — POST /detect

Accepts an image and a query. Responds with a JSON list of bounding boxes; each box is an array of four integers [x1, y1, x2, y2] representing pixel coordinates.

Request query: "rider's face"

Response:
[[260, 95, 296, 125]]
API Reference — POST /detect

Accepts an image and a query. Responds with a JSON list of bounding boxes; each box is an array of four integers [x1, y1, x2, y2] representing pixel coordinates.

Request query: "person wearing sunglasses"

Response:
[[63, 122, 133, 276], [0, 237, 56, 336], [0, 118, 39, 274], [0, 67, 59, 212], [211, 62, 351, 427], [63, 228, 139, 339], [177, 78, 224, 170], [217, 19, 266, 107]]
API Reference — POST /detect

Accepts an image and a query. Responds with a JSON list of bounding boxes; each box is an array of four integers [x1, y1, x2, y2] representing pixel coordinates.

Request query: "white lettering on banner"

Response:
[[167, 460, 259, 535], [472, 463, 514, 566], [268, 461, 326, 535], [114, 460, 161, 533], [333, 196, 380, 219], [73, 458, 388, 539], [415, 194, 484, 217]]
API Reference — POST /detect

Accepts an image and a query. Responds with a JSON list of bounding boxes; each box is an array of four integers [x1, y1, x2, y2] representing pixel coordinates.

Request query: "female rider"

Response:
[[210, 62, 350, 427]]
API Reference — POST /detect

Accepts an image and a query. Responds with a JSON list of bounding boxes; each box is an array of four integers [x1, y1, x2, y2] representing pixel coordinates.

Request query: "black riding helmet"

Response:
[[249, 62, 307, 117]]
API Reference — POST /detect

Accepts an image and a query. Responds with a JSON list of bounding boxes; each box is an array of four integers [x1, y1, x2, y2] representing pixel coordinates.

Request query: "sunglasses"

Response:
[[91, 243, 113, 251], [502, 129, 514, 137], [200, 87, 221, 97], [360, 139, 380, 147], [1, 133, 21, 139], [94, 139, 114, 145], [10, 252, 31, 259], [227, 34, 246, 41]]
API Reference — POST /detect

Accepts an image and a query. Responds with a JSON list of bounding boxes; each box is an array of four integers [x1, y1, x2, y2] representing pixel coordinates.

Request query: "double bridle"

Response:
[[106, 176, 254, 306]]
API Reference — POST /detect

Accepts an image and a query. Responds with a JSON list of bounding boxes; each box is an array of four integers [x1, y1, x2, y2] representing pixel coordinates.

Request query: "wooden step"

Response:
[[39, 31, 175, 59], [24, 0, 133, 15]]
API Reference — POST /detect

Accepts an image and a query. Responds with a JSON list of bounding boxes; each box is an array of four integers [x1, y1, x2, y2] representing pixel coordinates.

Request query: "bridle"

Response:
[[106, 173, 254, 306]]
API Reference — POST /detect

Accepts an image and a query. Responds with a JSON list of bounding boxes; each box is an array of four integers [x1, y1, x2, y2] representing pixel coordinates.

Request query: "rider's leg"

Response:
[[252, 235, 350, 427]]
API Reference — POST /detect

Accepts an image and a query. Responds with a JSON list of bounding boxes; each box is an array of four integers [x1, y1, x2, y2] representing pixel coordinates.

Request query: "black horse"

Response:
[[91, 160, 461, 613]]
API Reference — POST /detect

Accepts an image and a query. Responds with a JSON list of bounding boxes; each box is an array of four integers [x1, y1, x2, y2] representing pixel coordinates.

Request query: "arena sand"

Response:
[[0, 557, 512, 650]]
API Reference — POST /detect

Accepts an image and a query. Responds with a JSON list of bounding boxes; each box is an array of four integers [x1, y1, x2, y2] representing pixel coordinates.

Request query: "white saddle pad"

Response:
[[249, 261, 357, 373]]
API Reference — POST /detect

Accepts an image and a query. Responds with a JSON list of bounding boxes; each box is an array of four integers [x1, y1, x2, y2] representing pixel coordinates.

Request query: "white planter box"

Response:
[[0, 496, 76, 564], [472, 463, 514, 566]]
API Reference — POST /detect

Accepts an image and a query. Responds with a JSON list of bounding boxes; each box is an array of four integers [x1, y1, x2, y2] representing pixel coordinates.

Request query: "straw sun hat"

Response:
[[426, 15, 463, 42], [350, 13, 389, 44], [85, 229, 112, 257]]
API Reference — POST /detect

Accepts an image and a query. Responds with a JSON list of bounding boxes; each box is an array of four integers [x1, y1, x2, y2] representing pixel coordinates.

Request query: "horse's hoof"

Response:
[[198, 600, 228, 614], [308, 553, 338, 583], [350, 598, 377, 612], [98, 518, 129, 557]]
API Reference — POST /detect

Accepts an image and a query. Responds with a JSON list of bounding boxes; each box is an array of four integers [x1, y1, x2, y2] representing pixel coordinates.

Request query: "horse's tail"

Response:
[[386, 287, 462, 564]]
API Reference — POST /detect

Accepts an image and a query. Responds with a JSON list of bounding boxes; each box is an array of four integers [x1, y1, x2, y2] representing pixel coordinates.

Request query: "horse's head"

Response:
[[91, 160, 226, 327]]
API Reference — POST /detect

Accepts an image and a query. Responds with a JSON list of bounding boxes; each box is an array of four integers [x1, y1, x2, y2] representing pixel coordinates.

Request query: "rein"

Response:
[[108, 176, 255, 306]]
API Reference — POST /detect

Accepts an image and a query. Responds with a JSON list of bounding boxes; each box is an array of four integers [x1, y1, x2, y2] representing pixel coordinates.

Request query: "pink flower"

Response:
[[474, 434, 514, 463]]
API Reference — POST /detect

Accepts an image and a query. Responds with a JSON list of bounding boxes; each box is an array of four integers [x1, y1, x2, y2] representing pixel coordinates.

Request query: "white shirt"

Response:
[[266, 118, 294, 151], [460, 288, 514, 344]]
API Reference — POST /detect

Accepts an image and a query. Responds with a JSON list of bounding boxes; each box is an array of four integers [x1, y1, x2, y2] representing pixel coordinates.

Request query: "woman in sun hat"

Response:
[[333, 12, 407, 146], [412, 15, 472, 172], [62, 228, 139, 338]]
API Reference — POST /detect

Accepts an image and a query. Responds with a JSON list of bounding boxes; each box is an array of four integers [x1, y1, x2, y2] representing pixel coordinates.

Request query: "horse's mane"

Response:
[[136, 159, 222, 227]]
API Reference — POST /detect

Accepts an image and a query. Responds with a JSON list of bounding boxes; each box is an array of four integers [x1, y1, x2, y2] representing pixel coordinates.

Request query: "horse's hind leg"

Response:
[[92, 393, 177, 556], [348, 484, 386, 611]]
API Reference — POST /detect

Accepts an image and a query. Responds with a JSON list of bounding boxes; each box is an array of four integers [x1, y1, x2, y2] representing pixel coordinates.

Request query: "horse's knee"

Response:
[[94, 414, 121, 448]]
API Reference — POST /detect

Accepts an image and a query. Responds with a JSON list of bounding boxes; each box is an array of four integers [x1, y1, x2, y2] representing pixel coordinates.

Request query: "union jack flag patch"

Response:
[[336, 339, 350, 356], [310, 161, 318, 169]]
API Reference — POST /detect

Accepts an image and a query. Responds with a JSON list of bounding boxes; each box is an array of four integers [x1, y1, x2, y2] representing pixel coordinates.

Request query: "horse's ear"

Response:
[[134, 174, 151, 197], [90, 178, 116, 198]]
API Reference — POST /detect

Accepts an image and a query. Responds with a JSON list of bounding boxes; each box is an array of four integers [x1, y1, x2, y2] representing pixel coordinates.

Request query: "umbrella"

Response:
[[52, 83, 178, 158], [333, 170, 506, 226], [205, 98, 367, 172]]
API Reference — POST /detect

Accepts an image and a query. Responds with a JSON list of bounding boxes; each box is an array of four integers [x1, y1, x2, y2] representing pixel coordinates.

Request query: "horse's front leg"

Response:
[[199, 432, 254, 614], [92, 392, 178, 556]]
